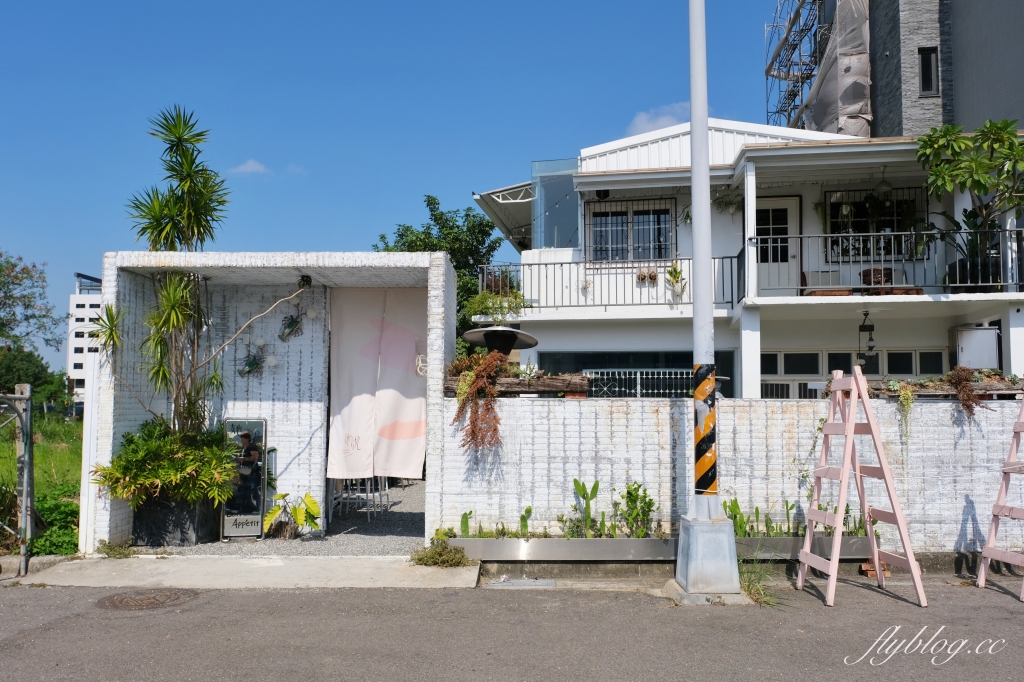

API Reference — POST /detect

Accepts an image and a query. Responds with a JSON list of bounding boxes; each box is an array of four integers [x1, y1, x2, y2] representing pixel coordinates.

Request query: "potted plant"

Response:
[[462, 290, 536, 355], [918, 120, 1024, 293], [665, 262, 687, 298], [92, 420, 237, 546]]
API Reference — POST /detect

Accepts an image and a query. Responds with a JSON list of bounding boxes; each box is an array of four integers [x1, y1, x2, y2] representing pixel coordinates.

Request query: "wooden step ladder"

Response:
[[796, 366, 927, 607], [976, 399, 1024, 601]]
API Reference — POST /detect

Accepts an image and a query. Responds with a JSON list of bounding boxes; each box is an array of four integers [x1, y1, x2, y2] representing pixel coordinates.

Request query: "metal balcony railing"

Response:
[[753, 229, 1024, 295], [479, 257, 738, 310], [583, 369, 694, 398]]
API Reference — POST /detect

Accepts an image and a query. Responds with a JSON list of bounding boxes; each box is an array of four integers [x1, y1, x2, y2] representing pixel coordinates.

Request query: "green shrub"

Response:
[[410, 539, 468, 567], [91, 420, 237, 508], [95, 539, 136, 559], [29, 482, 80, 555]]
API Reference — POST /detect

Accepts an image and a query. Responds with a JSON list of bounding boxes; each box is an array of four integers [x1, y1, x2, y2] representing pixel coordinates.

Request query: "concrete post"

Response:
[[1000, 305, 1024, 378], [740, 308, 761, 399], [743, 161, 757, 301]]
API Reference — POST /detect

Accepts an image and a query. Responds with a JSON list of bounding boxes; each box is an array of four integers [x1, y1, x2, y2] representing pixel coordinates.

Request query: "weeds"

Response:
[[95, 539, 136, 559], [410, 539, 469, 567]]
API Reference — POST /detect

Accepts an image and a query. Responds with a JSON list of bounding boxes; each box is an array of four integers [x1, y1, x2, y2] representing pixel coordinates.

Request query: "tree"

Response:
[[373, 195, 504, 348], [127, 105, 229, 252], [0, 252, 63, 351], [0, 346, 70, 409], [918, 119, 1024, 236], [97, 107, 308, 434]]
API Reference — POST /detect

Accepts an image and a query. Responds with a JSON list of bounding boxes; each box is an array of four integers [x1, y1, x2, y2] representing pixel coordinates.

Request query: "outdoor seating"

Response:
[[859, 267, 924, 295]]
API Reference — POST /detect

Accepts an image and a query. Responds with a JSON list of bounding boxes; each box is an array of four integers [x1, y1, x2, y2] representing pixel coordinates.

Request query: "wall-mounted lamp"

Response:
[[857, 311, 876, 366]]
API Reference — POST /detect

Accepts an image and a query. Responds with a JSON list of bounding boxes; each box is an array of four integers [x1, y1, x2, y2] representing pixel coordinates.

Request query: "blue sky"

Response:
[[2, 1, 773, 369]]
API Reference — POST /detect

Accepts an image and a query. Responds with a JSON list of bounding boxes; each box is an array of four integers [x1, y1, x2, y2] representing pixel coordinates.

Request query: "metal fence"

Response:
[[479, 257, 738, 309], [584, 369, 694, 398], [755, 229, 1024, 294]]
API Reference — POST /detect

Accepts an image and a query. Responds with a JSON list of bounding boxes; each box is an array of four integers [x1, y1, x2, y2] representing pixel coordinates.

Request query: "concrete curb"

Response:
[[23, 555, 481, 590], [0, 554, 71, 578], [662, 579, 754, 606]]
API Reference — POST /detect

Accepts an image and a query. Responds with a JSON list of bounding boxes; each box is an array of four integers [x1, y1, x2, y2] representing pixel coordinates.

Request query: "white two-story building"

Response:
[[474, 119, 1023, 399]]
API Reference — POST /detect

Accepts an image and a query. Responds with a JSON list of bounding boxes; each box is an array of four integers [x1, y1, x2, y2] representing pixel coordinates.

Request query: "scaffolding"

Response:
[[765, 0, 833, 128]]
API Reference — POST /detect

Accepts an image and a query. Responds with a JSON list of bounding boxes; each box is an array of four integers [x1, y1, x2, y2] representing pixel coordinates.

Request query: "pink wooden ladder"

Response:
[[796, 366, 928, 607], [977, 398, 1024, 600]]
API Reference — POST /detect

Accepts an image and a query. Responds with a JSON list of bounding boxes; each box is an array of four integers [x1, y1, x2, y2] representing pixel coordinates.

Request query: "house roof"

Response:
[[579, 118, 852, 173]]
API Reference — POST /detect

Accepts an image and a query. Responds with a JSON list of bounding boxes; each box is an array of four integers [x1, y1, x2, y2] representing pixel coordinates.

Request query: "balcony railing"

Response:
[[754, 229, 1024, 295], [479, 257, 738, 310], [584, 369, 694, 398]]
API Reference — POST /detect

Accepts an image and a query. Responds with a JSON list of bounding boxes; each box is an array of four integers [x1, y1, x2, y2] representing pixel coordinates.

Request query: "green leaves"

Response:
[[130, 106, 228, 253], [263, 491, 321, 535], [620, 481, 657, 538], [917, 119, 1024, 231], [91, 420, 237, 508]]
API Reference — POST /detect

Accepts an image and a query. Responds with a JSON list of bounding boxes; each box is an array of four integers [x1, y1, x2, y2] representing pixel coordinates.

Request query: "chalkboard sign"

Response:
[[222, 418, 268, 539]]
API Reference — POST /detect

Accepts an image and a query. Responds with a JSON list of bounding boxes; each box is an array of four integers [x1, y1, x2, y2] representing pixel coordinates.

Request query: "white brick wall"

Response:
[[88, 251, 455, 551], [432, 397, 1024, 553]]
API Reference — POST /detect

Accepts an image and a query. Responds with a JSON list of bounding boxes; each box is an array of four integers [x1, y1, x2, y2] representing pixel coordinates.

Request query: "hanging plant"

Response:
[[451, 350, 506, 451], [666, 262, 687, 294], [278, 313, 304, 342]]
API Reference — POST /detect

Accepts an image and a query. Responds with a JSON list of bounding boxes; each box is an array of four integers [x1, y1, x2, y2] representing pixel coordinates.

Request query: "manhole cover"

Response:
[[97, 589, 198, 611]]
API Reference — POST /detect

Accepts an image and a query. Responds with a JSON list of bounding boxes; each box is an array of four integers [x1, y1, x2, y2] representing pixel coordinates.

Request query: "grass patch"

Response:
[[738, 557, 780, 607], [95, 539, 136, 559], [410, 539, 469, 567], [0, 416, 83, 498]]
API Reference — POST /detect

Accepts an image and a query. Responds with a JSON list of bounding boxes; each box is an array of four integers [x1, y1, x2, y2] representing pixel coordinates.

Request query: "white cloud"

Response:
[[285, 163, 308, 176], [626, 101, 691, 136], [228, 159, 270, 174]]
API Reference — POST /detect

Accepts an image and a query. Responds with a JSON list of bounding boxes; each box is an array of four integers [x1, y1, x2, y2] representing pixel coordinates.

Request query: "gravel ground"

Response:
[[170, 478, 425, 557]]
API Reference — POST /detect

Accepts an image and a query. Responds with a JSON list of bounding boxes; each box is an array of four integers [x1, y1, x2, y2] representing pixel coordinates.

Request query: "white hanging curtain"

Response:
[[326, 288, 427, 480]]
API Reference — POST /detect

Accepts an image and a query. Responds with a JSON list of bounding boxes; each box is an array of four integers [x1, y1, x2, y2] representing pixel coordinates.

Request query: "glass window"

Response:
[[591, 211, 629, 261], [87, 347, 99, 353], [919, 47, 939, 95], [74, 379, 85, 389], [73, 347, 84, 354], [73, 363, 83, 370], [798, 383, 819, 399], [858, 353, 880, 375], [919, 351, 943, 375], [827, 352, 853, 375], [632, 208, 672, 260], [88, 303, 101, 309], [74, 331, 85, 338], [75, 303, 85, 309], [755, 208, 789, 263], [761, 353, 779, 375], [75, 317, 85, 322], [532, 159, 579, 250], [888, 351, 915, 375], [784, 353, 820, 375]]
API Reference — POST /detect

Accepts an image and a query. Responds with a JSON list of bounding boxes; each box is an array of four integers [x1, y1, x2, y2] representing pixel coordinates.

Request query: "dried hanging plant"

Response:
[[451, 350, 506, 450], [947, 366, 982, 418]]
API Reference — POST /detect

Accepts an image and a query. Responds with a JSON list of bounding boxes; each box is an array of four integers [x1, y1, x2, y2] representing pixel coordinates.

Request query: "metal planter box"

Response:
[[736, 536, 872, 560], [132, 496, 219, 547], [449, 537, 676, 561], [450, 536, 873, 562]]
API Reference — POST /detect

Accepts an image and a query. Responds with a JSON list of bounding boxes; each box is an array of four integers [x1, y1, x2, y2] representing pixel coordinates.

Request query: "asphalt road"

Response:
[[1, 576, 1022, 681]]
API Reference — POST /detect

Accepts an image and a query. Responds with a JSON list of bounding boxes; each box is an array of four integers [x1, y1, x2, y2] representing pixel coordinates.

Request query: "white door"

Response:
[[755, 198, 800, 296]]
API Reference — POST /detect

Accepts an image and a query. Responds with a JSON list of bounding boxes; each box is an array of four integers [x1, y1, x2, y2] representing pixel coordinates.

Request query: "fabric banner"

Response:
[[326, 289, 385, 479], [326, 288, 427, 480]]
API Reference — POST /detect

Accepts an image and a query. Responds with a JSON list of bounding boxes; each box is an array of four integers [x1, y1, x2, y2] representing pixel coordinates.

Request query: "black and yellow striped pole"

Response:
[[693, 363, 717, 496]]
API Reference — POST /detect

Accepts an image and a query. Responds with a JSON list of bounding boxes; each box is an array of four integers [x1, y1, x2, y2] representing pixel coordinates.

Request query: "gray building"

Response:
[[767, 0, 1024, 136]]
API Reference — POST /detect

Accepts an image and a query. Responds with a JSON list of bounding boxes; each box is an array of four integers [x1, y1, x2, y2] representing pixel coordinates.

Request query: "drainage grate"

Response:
[[96, 589, 198, 611]]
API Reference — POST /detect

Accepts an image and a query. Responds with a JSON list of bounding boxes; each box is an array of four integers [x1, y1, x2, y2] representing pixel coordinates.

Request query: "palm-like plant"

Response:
[[128, 106, 228, 252]]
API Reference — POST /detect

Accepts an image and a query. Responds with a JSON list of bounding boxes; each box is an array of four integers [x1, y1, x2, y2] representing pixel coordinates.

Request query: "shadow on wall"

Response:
[[463, 443, 503, 484], [954, 494, 984, 576]]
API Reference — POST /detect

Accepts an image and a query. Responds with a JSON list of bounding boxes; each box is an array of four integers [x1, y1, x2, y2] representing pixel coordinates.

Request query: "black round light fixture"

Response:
[[462, 326, 538, 356]]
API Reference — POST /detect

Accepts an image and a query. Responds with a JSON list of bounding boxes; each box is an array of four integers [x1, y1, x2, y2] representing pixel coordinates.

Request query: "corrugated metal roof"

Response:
[[579, 118, 852, 172]]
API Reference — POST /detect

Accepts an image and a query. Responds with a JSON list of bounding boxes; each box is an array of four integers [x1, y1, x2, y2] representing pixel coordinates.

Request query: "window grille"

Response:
[[585, 199, 676, 261], [823, 188, 929, 261]]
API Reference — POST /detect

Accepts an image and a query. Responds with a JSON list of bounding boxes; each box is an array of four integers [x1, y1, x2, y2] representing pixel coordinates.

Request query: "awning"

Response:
[[473, 181, 533, 252]]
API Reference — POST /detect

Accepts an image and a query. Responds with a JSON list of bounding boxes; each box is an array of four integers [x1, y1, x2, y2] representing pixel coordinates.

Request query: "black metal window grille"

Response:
[[824, 188, 929, 261], [756, 207, 790, 263], [585, 200, 675, 261]]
